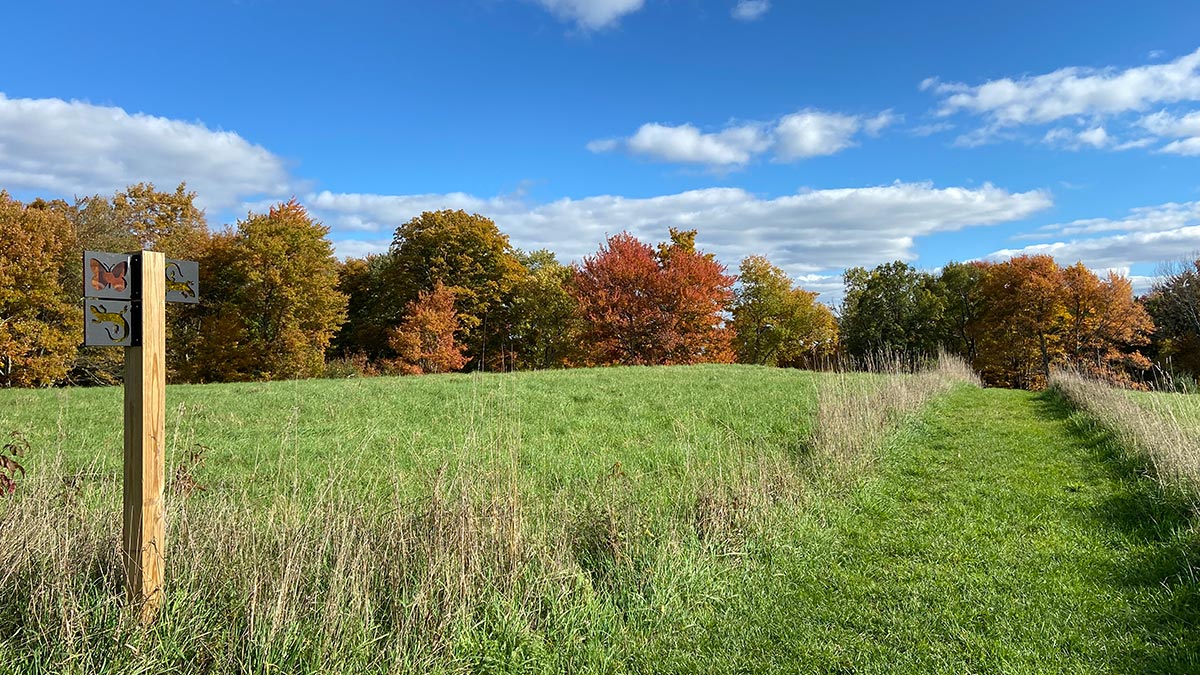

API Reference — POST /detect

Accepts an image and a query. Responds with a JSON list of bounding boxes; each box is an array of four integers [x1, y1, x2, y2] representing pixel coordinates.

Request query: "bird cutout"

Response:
[[88, 303, 129, 341], [90, 258, 128, 293], [165, 261, 197, 299]]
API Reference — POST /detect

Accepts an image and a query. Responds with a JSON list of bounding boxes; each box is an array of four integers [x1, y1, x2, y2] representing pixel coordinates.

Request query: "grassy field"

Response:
[[2, 365, 826, 501], [2, 365, 1198, 672]]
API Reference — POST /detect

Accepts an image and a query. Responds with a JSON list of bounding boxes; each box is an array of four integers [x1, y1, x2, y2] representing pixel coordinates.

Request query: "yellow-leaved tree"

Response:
[[185, 199, 347, 381], [0, 193, 80, 386]]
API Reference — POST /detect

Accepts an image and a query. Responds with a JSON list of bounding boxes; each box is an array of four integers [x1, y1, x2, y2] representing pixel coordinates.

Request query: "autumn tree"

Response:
[[508, 249, 579, 369], [63, 182, 212, 383], [184, 200, 346, 381], [731, 255, 838, 367], [387, 283, 470, 375], [1060, 263, 1153, 383], [839, 261, 944, 363], [572, 229, 735, 366], [974, 255, 1066, 389], [0, 193, 80, 386], [374, 210, 527, 368], [1145, 258, 1200, 378]]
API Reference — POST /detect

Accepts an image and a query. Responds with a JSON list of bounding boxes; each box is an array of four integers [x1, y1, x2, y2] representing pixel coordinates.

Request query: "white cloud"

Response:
[[1024, 201, 1200, 238], [926, 49, 1200, 152], [624, 122, 771, 165], [0, 93, 291, 209], [1139, 109, 1200, 137], [591, 108, 897, 166], [1043, 125, 1111, 149], [731, 0, 770, 21], [309, 182, 1052, 299], [532, 0, 644, 29], [991, 200, 1200, 276], [1161, 137, 1200, 155], [930, 48, 1200, 125], [1139, 110, 1200, 154], [989, 227, 1200, 273], [774, 111, 864, 160]]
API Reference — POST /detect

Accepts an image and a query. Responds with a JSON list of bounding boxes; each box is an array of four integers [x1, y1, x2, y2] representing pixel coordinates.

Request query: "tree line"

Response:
[[1, 183, 1196, 390]]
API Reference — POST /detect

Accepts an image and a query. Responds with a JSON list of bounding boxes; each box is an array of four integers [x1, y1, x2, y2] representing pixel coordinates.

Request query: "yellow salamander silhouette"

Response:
[[89, 303, 129, 341], [165, 261, 196, 299]]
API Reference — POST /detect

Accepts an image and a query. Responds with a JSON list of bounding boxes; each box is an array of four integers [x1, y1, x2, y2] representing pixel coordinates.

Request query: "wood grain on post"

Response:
[[123, 250, 166, 622]]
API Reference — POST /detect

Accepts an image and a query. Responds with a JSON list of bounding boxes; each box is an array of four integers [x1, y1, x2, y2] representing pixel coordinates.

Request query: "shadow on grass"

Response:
[[1034, 391, 1200, 673]]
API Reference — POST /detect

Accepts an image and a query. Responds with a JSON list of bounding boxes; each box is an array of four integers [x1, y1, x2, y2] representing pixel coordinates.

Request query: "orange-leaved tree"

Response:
[[1060, 262, 1153, 384], [185, 199, 346, 381], [572, 229, 735, 366], [0, 193, 80, 386], [976, 254, 1066, 389], [388, 282, 470, 375]]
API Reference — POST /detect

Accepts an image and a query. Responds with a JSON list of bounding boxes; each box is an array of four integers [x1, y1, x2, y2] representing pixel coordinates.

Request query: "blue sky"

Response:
[[2, 0, 1200, 302]]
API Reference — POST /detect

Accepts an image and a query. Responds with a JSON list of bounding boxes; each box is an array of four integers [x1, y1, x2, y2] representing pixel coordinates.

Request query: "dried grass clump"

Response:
[[810, 352, 981, 472], [1050, 369, 1200, 500]]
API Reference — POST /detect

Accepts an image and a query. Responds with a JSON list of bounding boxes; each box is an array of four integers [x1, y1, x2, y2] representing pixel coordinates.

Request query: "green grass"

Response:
[[2, 367, 1198, 672], [0, 365, 821, 501], [630, 386, 1199, 672]]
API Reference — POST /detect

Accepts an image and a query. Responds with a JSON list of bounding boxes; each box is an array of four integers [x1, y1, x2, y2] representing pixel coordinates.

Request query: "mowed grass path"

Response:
[[636, 387, 1199, 673]]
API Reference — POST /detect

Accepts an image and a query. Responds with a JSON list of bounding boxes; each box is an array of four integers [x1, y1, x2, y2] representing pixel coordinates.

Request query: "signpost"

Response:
[[84, 250, 199, 622]]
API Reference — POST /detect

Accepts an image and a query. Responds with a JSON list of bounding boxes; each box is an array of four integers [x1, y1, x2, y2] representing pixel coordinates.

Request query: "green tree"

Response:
[[1145, 258, 1200, 379], [509, 249, 579, 369], [935, 261, 988, 363], [186, 200, 346, 381], [839, 261, 943, 363], [0, 193, 80, 386], [331, 254, 390, 359], [731, 255, 838, 367]]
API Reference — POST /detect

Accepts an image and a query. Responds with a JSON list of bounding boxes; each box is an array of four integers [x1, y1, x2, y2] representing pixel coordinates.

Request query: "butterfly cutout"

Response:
[[90, 258, 128, 292]]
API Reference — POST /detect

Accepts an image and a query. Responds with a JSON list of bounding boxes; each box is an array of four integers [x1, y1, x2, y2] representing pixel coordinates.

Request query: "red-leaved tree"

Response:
[[571, 230, 735, 365], [388, 282, 470, 375]]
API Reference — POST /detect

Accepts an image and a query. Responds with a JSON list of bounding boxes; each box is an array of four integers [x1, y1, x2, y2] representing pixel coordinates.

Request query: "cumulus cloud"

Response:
[[624, 122, 771, 165], [926, 48, 1200, 152], [1138, 109, 1200, 154], [929, 48, 1200, 125], [1161, 137, 1200, 155], [590, 109, 897, 167], [308, 182, 1052, 303], [532, 0, 644, 29], [731, 0, 770, 21], [0, 93, 291, 209], [990, 200, 1200, 278]]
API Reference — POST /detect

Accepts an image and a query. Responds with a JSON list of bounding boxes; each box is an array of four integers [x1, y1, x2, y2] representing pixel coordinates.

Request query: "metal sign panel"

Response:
[[84, 251, 132, 300], [164, 258, 199, 304], [85, 299, 135, 347]]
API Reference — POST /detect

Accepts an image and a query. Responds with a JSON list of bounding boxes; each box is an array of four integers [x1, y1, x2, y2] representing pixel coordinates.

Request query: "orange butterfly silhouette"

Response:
[[90, 258, 128, 292]]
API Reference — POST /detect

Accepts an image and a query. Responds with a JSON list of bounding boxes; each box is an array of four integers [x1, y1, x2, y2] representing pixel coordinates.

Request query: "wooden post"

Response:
[[123, 250, 166, 621]]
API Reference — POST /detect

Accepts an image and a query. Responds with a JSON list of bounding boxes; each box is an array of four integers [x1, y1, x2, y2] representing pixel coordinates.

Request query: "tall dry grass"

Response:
[[0, 451, 809, 672], [809, 352, 981, 472], [1050, 369, 1200, 501]]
